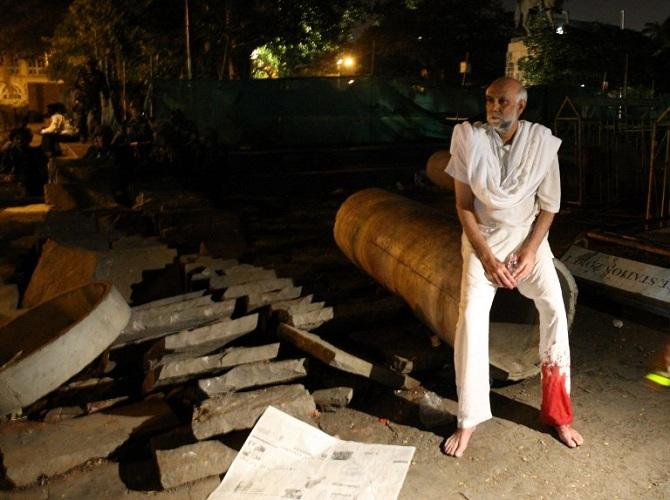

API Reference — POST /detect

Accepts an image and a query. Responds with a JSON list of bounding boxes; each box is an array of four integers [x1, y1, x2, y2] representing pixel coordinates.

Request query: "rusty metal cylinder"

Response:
[[334, 188, 577, 380]]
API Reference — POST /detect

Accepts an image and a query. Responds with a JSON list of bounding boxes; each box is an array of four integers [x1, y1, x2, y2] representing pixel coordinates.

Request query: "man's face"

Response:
[[485, 82, 525, 133]]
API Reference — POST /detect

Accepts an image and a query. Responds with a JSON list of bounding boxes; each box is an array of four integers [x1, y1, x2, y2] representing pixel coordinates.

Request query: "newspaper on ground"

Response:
[[208, 405, 416, 500]]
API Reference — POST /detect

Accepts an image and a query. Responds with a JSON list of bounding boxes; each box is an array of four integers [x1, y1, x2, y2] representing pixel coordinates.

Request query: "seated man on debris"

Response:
[[442, 76, 584, 458]]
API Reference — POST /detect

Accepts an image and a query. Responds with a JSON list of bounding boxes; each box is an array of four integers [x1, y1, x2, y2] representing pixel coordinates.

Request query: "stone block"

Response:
[[0, 399, 178, 487], [146, 314, 258, 359], [143, 343, 281, 391], [133, 290, 206, 311], [222, 278, 294, 299], [277, 323, 420, 390], [198, 358, 308, 396], [287, 306, 334, 330], [245, 286, 303, 312], [155, 440, 237, 489], [209, 267, 277, 290], [268, 294, 314, 313], [312, 386, 354, 412], [191, 384, 316, 440], [113, 300, 236, 348], [22, 239, 177, 308]]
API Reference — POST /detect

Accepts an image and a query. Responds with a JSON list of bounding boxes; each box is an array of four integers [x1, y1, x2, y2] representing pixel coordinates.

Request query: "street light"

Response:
[[336, 55, 356, 76]]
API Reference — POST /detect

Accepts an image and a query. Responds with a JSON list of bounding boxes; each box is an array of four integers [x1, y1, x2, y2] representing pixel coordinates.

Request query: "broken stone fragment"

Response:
[[0, 399, 178, 487], [143, 343, 281, 391], [113, 299, 235, 348], [245, 286, 303, 312], [223, 277, 294, 299], [197, 358, 308, 396], [191, 384, 316, 440], [155, 440, 237, 489], [144, 313, 259, 362], [22, 239, 177, 307], [209, 266, 277, 290], [277, 323, 420, 390], [312, 386, 354, 412]]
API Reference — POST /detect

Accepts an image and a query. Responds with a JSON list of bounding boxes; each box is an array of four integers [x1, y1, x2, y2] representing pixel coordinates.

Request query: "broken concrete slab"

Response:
[[143, 343, 281, 391], [95, 245, 177, 303], [0, 399, 178, 487], [21, 239, 99, 308], [277, 323, 420, 390], [286, 306, 334, 331], [0, 281, 130, 414], [268, 294, 314, 312], [132, 290, 206, 311], [113, 299, 236, 348], [22, 239, 177, 308], [312, 387, 354, 412], [197, 358, 308, 396], [146, 314, 259, 359], [245, 286, 303, 312], [191, 384, 316, 440], [222, 277, 294, 299], [209, 267, 277, 290], [155, 440, 237, 490]]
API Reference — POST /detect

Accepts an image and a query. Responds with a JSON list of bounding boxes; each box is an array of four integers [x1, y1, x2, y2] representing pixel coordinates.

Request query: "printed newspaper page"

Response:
[[208, 405, 415, 500]]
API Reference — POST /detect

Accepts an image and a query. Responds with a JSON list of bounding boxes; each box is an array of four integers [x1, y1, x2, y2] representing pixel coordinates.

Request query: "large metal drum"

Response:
[[334, 188, 577, 380]]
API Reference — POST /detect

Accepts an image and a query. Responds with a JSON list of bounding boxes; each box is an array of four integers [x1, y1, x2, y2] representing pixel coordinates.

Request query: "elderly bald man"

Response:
[[443, 77, 583, 457]]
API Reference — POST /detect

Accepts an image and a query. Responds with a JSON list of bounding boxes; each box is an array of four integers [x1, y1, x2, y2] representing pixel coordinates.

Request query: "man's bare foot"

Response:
[[442, 426, 476, 457], [556, 424, 584, 448]]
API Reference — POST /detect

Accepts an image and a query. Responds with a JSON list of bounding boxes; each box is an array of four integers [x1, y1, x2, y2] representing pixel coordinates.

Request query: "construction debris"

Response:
[[191, 384, 317, 440], [0, 399, 178, 487], [155, 440, 237, 489], [278, 323, 421, 390], [197, 358, 308, 396], [312, 386, 354, 412], [0, 281, 130, 414]]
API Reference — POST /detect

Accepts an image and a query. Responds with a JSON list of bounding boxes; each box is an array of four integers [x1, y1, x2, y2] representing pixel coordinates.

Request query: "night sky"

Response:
[[502, 0, 670, 31]]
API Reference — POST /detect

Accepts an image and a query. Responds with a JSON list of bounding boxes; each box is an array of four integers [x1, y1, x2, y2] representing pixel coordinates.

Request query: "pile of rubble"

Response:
[[0, 238, 428, 495]]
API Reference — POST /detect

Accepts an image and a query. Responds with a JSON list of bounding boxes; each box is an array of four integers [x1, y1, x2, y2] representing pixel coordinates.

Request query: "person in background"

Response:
[[40, 103, 78, 157]]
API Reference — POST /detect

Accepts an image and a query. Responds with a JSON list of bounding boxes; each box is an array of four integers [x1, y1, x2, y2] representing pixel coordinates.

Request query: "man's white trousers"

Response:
[[454, 225, 572, 428]]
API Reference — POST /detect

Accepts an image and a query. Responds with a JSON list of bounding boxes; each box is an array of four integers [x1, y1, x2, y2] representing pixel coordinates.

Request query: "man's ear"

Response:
[[517, 99, 527, 116]]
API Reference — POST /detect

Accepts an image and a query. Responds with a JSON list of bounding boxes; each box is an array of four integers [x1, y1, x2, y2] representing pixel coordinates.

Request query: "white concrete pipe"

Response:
[[0, 281, 130, 414], [334, 188, 577, 380]]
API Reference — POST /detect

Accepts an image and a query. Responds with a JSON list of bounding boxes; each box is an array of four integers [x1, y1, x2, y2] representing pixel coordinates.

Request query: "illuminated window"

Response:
[[28, 56, 47, 75]]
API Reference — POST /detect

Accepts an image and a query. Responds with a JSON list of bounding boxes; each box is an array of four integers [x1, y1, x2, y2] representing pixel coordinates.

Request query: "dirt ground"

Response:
[[243, 183, 670, 500], [1, 172, 669, 499]]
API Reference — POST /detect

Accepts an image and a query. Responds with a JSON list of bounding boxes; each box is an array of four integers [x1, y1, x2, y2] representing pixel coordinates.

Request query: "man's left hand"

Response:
[[508, 246, 536, 283]]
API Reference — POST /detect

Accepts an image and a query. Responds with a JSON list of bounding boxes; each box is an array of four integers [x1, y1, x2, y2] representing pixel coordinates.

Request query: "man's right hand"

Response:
[[482, 254, 517, 289]]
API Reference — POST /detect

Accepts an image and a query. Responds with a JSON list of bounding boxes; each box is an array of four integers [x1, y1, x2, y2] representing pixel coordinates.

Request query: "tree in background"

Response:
[[519, 18, 660, 93], [46, 0, 368, 82], [355, 0, 513, 85], [0, 0, 70, 56]]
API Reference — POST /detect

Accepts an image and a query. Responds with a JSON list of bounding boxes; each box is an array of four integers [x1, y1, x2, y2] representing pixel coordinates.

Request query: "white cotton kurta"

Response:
[[446, 120, 573, 429]]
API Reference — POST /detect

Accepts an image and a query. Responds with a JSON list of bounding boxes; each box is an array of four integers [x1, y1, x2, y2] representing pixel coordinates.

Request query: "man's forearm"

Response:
[[523, 210, 555, 252], [457, 206, 494, 264]]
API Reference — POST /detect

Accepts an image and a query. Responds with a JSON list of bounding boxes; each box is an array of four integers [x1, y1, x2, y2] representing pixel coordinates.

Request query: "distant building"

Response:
[[506, 37, 529, 84], [0, 53, 64, 113]]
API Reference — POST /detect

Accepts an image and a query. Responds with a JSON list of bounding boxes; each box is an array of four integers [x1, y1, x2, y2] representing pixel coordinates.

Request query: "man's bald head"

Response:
[[487, 77, 527, 104]]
